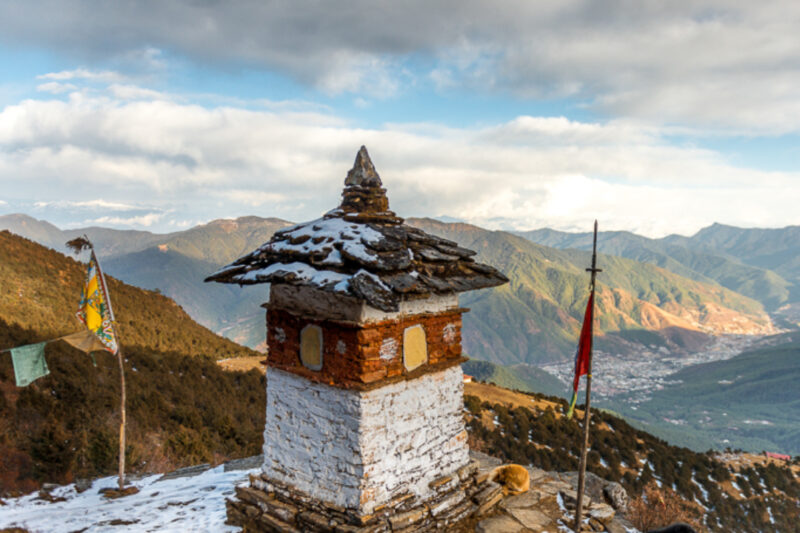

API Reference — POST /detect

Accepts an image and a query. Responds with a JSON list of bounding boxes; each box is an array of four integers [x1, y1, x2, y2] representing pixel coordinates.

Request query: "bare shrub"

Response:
[[626, 482, 704, 532]]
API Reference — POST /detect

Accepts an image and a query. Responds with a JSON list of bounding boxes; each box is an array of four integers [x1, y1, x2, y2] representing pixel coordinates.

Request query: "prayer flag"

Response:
[[77, 252, 118, 354], [61, 330, 108, 354], [10, 342, 49, 387], [566, 292, 594, 419], [61, 330, 107, 365]]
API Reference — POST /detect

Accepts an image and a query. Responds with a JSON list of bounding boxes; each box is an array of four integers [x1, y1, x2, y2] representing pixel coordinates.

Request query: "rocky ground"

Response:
[[469, 452, 637, 533]]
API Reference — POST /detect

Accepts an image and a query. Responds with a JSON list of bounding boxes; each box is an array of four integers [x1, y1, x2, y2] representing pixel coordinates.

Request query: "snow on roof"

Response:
[[206, 147, 507, 311]]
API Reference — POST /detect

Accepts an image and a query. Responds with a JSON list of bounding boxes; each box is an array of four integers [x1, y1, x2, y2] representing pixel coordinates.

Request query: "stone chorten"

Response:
[[207, 146, 508, 532]]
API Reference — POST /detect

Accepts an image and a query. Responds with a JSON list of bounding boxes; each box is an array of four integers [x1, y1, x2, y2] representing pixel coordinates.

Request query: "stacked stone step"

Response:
[[226, 459, 507, 532]]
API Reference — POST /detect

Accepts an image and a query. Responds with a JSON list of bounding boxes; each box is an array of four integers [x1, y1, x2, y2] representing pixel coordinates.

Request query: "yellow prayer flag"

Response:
[[77, 251, 118, 354]]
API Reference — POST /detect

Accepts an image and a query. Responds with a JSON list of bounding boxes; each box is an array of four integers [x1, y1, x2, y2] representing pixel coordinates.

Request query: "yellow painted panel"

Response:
[[300, 324, 323, 371], [403, 325, 428, 371]]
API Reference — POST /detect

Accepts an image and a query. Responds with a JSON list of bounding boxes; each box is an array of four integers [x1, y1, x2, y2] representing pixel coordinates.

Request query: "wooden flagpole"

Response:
[[92, 247, 126, 490], [574, 220, 601, 531]]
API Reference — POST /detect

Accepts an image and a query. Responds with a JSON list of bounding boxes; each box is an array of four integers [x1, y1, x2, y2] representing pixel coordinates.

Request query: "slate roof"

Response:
[[205, 146, 508, 311]]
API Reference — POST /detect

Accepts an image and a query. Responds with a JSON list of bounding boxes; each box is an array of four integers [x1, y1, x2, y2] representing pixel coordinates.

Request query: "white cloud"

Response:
[[36, 82, 78, 94], [168, 218, 195, 228], [221, 190, 287, 207], [108, 84, 168, 101], [33, 199, 145, 211], [1, 81, 798, 237], [38, 69, 124, 83], [3, 2, 800, 132], [84, 213, 163, 227]]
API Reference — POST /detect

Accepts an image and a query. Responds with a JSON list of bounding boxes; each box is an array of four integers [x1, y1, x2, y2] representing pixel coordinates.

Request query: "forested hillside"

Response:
[[611, 334, 800, 456], [462, 358, 565, 397], [0, 231, 256, 360], [409, 218, 772, 364], [0, 232, 264, 494], [465, 381, 800, 533], [521, 223, 800, 315]]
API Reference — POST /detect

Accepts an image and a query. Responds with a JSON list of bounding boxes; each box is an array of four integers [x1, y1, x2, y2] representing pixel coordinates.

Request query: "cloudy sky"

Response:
[[1, 1, 798, 237]]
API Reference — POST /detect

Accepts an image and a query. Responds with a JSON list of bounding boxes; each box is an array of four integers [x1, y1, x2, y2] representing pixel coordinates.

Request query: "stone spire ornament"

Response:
[[339, 146, 398, 221], [344, 145, 382, 188]]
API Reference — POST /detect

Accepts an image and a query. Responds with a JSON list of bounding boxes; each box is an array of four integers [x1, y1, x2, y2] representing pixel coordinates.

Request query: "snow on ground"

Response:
[[730, 478, 743, 497], [0, 464, 258, 533], [691, 474, 709, 508]]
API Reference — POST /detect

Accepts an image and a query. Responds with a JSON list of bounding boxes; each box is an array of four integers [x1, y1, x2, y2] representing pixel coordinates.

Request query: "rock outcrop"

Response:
[[470, 452, 635, 533]]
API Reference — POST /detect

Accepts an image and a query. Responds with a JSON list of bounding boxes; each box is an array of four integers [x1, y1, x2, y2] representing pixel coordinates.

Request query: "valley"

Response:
[[542, 333, 763, 403]]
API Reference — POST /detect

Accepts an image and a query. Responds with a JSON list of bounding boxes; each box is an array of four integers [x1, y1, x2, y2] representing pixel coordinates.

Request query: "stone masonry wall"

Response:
[[262, 366, 469, 515], [266, 307, 464, 388]]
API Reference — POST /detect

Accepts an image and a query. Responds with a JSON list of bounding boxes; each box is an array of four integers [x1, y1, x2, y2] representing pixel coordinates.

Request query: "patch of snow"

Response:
[[691, 474, 709, 508], [354, 269, 391, 291], [240, 262, 350, 289], [556, 491, 567, 513], [743, 419, 773, 426], [319, 248, 343, 267], [0, 465, 259, 532], [269, 217, 386, 260]]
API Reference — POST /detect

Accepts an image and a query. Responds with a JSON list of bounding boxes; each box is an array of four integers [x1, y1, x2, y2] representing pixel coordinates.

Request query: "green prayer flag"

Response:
[[10, 342, 49, 387]]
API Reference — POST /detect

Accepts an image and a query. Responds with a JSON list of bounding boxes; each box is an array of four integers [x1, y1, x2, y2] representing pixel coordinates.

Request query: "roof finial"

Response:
[[345, 146, 382, 188], [338, 146, 398, 221]]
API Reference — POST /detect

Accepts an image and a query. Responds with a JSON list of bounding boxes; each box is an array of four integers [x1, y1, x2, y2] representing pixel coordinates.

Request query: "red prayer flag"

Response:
[[566, 292, 594, 419]]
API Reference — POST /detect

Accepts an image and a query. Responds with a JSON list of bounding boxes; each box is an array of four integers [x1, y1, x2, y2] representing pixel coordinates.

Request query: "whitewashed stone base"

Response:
[[262, 365, 469, 515]]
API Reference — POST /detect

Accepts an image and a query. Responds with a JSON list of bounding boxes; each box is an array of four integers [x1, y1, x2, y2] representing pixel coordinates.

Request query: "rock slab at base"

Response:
[[227, 459, 502, 532]]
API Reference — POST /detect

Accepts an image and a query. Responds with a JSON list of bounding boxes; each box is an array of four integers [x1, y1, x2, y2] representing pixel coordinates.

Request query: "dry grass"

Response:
[[465, 381, 563, 412], [216, 356, 266, 374], [464, 381, 615, 432], [717, 452, 800, 476], [627, 482, 705, 533]]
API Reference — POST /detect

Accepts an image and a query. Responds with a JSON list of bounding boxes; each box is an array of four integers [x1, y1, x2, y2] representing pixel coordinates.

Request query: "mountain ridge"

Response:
[[517, 225, 794, 311], [0, 213, 776, 364]]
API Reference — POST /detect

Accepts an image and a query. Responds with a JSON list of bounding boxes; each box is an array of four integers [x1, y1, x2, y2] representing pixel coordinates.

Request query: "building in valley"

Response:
[[207, 146, 508, 532]]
